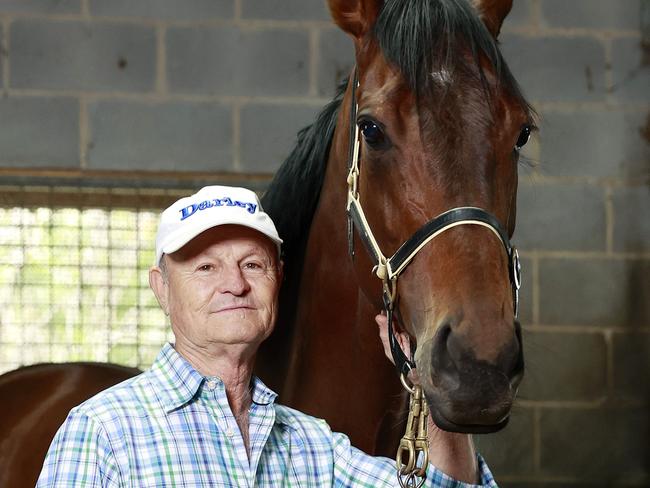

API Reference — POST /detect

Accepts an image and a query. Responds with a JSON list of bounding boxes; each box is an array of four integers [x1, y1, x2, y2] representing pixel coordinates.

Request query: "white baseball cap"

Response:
[[154, 185, 282, 266]]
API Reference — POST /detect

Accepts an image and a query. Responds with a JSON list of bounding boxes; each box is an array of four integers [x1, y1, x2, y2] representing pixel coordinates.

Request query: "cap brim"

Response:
[[159, 219, 283, 262]]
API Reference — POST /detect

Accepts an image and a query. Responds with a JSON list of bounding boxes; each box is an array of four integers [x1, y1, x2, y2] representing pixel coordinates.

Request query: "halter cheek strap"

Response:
[[345, 69, 522, 377]]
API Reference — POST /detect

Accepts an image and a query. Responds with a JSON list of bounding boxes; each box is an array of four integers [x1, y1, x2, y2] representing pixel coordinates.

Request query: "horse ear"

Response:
[[471, 0, 513, 38], [327, 0, 383, 40]]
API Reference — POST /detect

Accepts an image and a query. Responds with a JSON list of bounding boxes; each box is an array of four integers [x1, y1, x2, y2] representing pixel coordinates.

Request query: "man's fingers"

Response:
[[375, 312, 422, 385], [395, 326, 411, 358], [375, 311, 413, 363]]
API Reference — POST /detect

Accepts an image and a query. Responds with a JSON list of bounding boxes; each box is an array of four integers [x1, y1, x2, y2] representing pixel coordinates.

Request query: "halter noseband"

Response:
[[345, 70, 522, 378]]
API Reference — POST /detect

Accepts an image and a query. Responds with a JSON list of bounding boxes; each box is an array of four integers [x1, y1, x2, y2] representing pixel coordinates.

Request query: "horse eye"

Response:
[[515, 125, 532, 151], [359, 119, 386, 149]]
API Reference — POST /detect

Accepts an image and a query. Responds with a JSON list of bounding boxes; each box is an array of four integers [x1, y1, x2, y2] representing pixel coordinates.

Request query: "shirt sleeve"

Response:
[[36, 409, 121, 488], [331, 432, 498, 488]]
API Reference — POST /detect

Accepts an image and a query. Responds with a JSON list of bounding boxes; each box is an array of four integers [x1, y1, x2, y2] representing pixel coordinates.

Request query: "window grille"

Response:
[[0, 186, 194, 374]]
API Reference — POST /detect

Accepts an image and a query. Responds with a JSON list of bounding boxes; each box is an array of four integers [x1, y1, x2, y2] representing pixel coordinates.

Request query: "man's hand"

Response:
[[374, 311, 480, 484], [374, 312, 421, 385], [375, 311, 408, 362]]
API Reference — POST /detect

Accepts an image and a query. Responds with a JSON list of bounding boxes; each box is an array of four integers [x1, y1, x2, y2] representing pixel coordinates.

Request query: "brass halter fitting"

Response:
[[396, 379, 429, 488]]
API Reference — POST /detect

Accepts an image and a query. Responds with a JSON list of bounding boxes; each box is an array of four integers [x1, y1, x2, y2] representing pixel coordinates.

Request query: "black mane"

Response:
[[257, 82, 346, 374], [262, 81, 346, 270]]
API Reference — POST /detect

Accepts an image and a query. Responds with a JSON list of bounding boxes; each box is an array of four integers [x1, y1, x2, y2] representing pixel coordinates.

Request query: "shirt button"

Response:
[[207, 380, 217, 390], [226, 428, 234, 437]]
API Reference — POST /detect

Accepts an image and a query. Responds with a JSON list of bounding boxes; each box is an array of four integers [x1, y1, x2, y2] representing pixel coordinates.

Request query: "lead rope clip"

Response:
[[396, 376, 428, 488]]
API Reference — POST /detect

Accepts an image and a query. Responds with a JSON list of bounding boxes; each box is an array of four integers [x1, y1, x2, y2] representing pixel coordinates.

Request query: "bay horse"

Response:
[[0, 362, 139, 488], [257, 0, 533, 456], [0, 0, 534, 482]]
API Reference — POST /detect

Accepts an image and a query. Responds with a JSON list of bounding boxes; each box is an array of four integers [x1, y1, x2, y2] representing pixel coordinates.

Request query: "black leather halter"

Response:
[[345, 70, 521, 378]]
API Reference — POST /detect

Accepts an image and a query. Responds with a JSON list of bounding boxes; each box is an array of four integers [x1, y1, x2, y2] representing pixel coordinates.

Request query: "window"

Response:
[[0, 186, 192, 374]]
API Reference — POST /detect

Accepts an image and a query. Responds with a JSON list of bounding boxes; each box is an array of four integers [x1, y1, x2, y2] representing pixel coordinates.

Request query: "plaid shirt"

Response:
[[37, 343, 497, 487]]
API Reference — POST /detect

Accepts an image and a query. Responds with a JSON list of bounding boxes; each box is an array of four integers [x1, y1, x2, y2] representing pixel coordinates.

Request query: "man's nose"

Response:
[[217, 265, 249, 295]]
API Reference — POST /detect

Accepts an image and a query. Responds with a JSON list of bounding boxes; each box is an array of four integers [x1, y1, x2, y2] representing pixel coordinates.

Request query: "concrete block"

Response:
[[241, 0, 330, 20], [0, 0, 79, 14], [612, 332, 650, 401], [539, 408, 649, 480], [539, 258, 650, 327], [500, 35, 606, 102], [167, 26, 309, 96], [519, 330, 607, 401], [317, 28, 354, 98], [541, 0, 642, 30], [539, 110, 649, 179], [515, 183, 606, 252], [239, 103, 320, 173], [612, 186, 650, 253], [10, 20, 156, 92], [611, 38, 650, 102], [89, 0, 233, 20], [474, 408, 535, 477], [87, 100, 233, 171], [504, 0, 534, 27], [0, 97, 79, 167]]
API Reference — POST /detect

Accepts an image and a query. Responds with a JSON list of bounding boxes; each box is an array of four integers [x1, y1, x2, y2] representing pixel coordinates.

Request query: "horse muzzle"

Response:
[[418, 320, 524, 434]]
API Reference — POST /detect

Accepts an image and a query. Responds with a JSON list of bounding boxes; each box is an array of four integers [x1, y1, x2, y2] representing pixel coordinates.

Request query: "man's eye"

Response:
[[243, 262, 266, 273], [197, 264, 213, 272]]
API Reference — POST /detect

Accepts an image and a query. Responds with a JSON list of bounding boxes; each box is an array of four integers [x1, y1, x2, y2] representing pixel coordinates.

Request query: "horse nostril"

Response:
[[509, 321, 525, 386], [499, 334, 521, 375], [431, 323, 455, 377], [431, 319, 524, 381], [488, 320, 525, 388]]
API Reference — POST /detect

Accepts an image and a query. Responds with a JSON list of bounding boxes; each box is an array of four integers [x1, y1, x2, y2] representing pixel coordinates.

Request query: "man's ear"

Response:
[[149, 266, 169, 315]]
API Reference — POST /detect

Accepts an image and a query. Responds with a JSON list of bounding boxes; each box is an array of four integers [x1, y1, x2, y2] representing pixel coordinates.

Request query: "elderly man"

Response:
[[37, 185, 496, 487]]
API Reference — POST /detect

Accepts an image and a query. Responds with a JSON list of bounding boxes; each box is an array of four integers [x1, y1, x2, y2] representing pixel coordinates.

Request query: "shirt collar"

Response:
[[250, 375, 278, 406], [148, 343, 278, 412]]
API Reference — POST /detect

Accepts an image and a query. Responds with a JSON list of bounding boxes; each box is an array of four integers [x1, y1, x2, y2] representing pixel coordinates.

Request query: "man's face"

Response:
[[150, 225, 282, 354]]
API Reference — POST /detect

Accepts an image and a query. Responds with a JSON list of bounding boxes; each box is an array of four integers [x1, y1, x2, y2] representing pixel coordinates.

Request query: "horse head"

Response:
[[328, 0, 534, 434]]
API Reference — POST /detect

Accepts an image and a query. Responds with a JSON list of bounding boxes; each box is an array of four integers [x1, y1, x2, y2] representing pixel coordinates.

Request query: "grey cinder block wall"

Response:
[[0, 0, 648, 485]]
